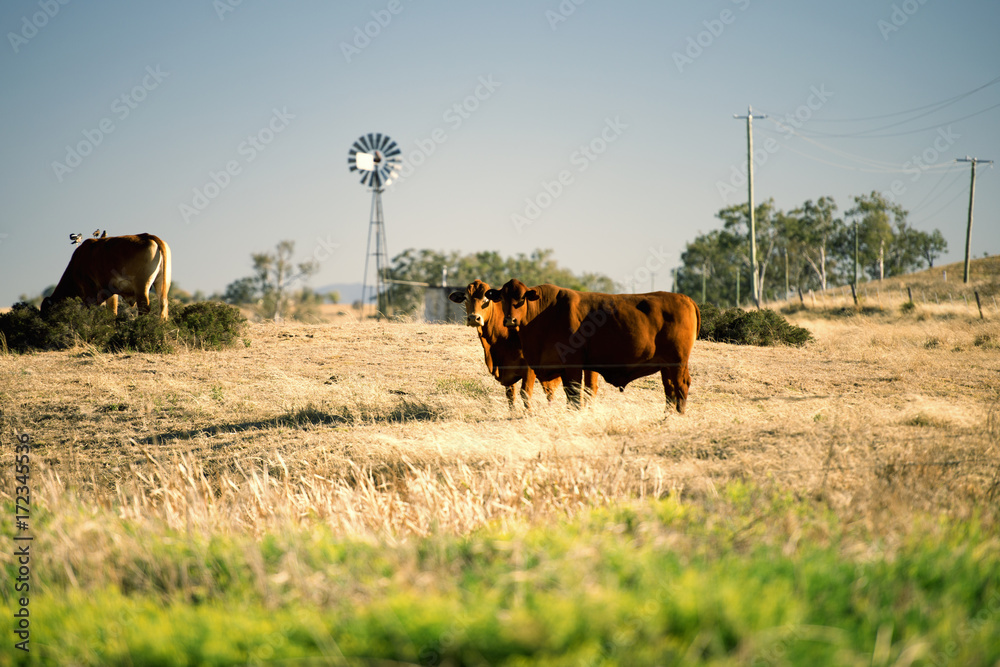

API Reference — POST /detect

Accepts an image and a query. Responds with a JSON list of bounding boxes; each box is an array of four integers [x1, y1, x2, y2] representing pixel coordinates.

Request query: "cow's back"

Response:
[[49, 234, 169, 316], [523, 288, 699, 389]]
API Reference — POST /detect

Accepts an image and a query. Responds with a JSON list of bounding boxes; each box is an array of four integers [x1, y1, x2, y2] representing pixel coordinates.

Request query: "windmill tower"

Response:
[[348, 133, 401, 317]]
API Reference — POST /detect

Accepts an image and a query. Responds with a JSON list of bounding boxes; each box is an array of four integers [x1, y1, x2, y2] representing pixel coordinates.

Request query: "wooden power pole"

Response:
[[956, 156, 994, 283], [734, 106, 767, 308]]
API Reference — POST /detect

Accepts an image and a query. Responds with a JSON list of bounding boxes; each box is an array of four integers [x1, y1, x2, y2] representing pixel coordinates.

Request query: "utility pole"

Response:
[[735, 268, 740, 308], [854, 220, 859, 287], [956, 156, 994, 283], [784, 247, 789, 299], [734, 106, 767, 309]]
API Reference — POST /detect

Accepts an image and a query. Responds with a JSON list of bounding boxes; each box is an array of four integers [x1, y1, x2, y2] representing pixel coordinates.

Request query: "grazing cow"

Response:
[[41, 233, 172, 320], [485, 280, 699, 413], [449, 280, 598, 409]]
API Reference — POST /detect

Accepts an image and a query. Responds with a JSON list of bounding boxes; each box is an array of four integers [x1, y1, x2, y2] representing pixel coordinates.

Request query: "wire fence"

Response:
[[763, 283, 1000, 318]]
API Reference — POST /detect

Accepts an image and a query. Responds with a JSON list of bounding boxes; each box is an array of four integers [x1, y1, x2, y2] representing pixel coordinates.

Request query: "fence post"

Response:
[[851, 283, 858, 306], [975, 291, 984, 319], [907, 286, 913, 304]]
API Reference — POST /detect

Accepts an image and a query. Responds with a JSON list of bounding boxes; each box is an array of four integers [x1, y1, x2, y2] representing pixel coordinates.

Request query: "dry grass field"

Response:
[[1, 285, 1000, 664], [4, 304, 998, 536]]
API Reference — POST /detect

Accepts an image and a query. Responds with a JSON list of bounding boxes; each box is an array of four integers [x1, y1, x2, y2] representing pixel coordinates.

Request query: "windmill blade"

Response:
[[349, 133, 401, 189]]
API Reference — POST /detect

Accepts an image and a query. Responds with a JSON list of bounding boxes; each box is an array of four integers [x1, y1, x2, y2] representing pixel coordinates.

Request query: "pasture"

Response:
[[1, 298, 999, 665]]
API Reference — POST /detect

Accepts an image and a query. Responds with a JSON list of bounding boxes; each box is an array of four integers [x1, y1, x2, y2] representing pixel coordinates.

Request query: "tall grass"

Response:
[[2, 310, 1000, 664]]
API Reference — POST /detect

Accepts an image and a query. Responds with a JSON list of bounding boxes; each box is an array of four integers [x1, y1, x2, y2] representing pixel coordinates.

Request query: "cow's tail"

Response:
[[153, 235, 172, 320], [692, 296, 702, 340]]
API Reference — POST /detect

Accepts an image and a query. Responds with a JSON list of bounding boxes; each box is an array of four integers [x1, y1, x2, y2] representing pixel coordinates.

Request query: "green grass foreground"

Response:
[[3, 484, 999, 666]]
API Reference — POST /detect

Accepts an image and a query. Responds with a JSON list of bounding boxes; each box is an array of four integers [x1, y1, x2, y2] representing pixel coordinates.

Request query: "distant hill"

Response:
[[315, 283, 363, 304], [873, 255, 999, 298]]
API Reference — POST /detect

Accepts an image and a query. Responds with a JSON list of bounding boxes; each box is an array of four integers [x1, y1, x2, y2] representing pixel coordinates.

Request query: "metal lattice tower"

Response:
[[348, 133, 401, 317]]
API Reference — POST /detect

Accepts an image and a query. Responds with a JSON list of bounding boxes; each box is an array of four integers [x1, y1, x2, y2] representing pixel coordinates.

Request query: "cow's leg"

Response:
[[520, 368, 536, 410], [505, 384, 517, 410], [105, 294, 119, 316], [561, 368, 584, 409], [136, 288, 152, 316], [541, 379, 559, 402], [582, 370, 599, 406], [661, 365, 689, 414]]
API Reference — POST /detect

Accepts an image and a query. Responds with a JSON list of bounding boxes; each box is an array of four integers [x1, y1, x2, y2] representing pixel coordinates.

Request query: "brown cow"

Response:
[[41, 233, 172, 321], [449, 280, 598, 409], [485, 280, 699, 413]]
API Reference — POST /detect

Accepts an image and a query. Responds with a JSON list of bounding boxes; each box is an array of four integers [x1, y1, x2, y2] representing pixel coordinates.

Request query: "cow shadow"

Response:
[[137, 399, 441, 446]]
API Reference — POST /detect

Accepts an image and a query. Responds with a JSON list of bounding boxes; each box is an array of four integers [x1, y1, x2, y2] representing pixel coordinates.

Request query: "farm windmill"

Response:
[[348, 133, 401, 317]]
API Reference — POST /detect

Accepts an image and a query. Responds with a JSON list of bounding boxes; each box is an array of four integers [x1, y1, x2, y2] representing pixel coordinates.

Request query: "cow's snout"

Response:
[[504, 316, 518, 327], [466, 313, 484, 327]]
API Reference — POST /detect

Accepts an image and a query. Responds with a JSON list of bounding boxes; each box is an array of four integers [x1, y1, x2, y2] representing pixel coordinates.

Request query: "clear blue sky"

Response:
[[2, 0, 998, 305]]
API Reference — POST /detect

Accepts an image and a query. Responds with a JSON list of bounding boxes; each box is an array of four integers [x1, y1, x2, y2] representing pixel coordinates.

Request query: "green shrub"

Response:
[[698, 304, 812, 347], [42, 298, 118, 350], [0, 299, 246, 354], [0, 302, 50, 352], [108, 312, 175, 353], [900, 300, 916, 314], [172, 302, 247, 350]]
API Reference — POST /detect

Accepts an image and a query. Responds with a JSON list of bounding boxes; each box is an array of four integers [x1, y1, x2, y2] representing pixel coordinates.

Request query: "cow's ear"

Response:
[[525, 290, 540, 301], [448, 291, 466, 304], [484, 289, 501, 302]]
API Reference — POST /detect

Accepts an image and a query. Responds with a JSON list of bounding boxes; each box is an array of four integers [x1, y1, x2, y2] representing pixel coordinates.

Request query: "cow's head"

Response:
[[485, 279, 538, 329], [448, 280, 494, 327]]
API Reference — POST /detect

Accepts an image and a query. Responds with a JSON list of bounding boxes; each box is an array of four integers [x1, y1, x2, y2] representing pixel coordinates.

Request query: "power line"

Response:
[[759, 124, 967, 174], [910, 168, 966, 212], [908, 177, 972, 226], [789, 74, 1000, 124], [782, 101, 1000, 139]]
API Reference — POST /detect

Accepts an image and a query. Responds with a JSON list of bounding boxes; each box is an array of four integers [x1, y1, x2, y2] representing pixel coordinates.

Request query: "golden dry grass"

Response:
[[2, 300, 999, 557]]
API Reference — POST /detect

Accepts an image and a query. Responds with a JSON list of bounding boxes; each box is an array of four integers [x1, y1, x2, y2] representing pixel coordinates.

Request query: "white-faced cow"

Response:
[[42, 233, 172, 321], [485, 280, 699, 413], [449, 280, 598, 409]]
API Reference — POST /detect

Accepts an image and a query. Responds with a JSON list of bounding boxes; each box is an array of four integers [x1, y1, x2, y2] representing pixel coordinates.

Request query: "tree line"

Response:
[[674, 191, 947, 306], [386, 248, 615, 314]]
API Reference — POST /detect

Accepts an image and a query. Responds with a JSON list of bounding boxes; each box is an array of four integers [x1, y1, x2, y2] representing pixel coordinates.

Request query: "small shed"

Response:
[[423, 286, 465, 323]]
